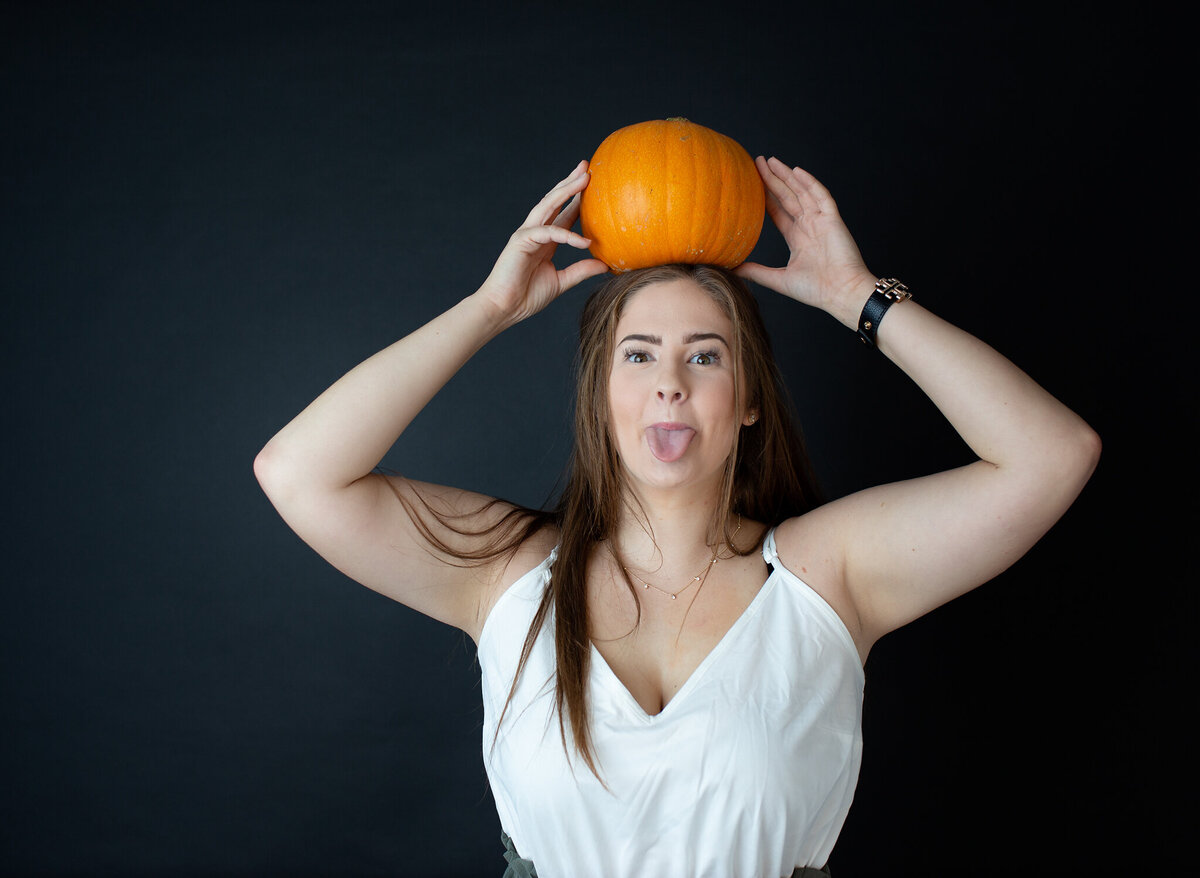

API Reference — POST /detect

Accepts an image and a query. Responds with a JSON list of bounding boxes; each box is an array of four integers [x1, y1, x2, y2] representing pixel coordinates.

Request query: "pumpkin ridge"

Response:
[[659, 121, 676, 268], [668, 121, 683, 263], [714, 135, 737, 266], [602, 131, 625, 270], [686, 126, 702, 264], [704, 128, 728, 264]]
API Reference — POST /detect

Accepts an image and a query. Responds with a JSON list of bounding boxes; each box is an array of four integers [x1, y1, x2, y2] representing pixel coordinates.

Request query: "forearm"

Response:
[[255, 291, 508, 495]]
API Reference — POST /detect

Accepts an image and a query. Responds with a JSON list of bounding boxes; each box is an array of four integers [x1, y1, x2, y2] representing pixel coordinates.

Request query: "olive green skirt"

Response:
[[501, 831, 832, 878]]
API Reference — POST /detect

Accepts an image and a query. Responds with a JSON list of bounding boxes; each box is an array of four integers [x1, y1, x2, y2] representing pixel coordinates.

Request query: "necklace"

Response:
[[624, 555, 717, 600], [621, 515, 742, 600]]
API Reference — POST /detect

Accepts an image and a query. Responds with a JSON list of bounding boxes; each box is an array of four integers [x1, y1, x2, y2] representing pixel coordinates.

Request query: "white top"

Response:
[[478, 528, 865, 878]]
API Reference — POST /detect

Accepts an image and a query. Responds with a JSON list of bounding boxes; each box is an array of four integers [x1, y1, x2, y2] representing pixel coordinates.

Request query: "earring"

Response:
[[747, 413, 758, 424]]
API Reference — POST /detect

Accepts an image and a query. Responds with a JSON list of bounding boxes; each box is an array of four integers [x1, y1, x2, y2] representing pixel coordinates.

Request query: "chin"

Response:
[[623, 454, 726, 496]]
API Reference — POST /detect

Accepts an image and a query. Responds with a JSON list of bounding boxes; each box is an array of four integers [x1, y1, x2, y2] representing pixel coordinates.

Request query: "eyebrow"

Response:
[[618, 332, 730, 346]]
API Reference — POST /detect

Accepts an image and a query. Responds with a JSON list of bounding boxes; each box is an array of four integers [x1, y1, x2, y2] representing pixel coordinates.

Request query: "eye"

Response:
[[689, 350, 720, 366], [623, 348, 651, 364]]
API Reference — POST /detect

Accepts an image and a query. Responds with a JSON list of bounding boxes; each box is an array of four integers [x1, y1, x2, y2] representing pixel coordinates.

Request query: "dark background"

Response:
[[2, 1, 1184, 875]]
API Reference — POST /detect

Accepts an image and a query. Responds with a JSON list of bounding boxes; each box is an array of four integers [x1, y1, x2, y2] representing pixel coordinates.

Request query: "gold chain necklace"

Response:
[[624, 555, 717, 600], [621, 515, 742, 600]]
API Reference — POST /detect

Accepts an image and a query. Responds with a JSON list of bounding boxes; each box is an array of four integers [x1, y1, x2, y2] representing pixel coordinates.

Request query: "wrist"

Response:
[[465, 286, 522, 340], [829, 271, 879, 330]]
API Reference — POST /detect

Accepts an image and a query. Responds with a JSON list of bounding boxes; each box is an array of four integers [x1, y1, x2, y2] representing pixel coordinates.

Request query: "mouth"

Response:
[[645, 423, 696, 463]]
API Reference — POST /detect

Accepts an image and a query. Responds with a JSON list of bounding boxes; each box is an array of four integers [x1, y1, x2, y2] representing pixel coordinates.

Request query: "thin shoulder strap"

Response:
[[541, 545, 559, 595], [761, 526, 779, 565]]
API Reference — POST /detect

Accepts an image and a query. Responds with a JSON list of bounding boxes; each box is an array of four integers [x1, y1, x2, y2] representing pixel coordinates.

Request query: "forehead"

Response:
[[615, 278, 732, 337]]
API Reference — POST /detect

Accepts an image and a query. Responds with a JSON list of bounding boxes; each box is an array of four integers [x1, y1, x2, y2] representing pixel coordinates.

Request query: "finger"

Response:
[[787, 165, 835, 207], [512, 223, 592, 253], [524, 161, 590, 228], [762, 184, 794, 238], [552, 191, 582, 229], [760, 156, 805, 221], [733, 261, 786, 293], [772, 159, 838, 216], [557, 257, 610, 291], [754, 157, 791, 231], [531, 174, 588, 228], [524, 169, 586, 228]]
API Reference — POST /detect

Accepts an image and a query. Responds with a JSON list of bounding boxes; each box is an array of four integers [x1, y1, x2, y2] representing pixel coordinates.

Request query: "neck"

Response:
[[611, 482, 732, 571]]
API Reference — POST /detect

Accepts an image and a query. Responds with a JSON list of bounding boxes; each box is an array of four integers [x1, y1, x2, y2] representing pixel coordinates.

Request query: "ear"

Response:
[[742, 410, 759, 427]]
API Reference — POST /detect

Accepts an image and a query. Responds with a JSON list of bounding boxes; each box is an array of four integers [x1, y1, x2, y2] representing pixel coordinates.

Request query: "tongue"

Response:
[[646, 427, 696, 462]]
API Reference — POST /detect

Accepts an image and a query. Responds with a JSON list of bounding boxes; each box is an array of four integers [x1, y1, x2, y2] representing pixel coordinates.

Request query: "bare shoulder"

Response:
[[771, 510, 871, 663], [472, 522, 559, 643]]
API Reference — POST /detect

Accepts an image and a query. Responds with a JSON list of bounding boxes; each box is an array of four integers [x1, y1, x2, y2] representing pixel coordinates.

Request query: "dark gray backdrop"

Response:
[[2, 1, 1182, 875]]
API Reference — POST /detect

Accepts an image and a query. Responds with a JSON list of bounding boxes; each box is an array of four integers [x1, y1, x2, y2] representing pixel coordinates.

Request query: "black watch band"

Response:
[[857, 278, 911, 347]]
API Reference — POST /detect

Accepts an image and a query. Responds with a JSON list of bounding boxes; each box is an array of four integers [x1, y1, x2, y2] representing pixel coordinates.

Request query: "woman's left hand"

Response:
[[735, 157, 877, 328]]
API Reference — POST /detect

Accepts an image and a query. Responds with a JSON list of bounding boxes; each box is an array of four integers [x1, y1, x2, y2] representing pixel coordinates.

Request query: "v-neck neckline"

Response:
[[589, 566, 781, 722]]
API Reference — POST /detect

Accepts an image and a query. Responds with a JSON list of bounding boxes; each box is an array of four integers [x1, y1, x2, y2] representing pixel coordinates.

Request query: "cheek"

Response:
[[607, 372, 641, 418], [702, 375, 739, 415]]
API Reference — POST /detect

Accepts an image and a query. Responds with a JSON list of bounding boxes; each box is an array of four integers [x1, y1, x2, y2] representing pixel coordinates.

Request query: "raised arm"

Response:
[[737, 158, 1101, 654], [254, 162, 607, 638]]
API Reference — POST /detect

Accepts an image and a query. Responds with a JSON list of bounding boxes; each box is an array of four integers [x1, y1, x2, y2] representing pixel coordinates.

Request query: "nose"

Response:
[[656, 364, 687, 403]]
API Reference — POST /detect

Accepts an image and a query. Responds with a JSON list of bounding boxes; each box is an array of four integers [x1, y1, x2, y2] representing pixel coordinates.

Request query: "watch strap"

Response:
[[857, 278, 911, 347]]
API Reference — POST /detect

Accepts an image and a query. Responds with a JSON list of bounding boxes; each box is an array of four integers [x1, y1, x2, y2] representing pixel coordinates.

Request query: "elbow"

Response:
[[1050, 421, 1102, 495], [254, 439, 345, 508], [1007, 423, 1101, 524], [1061, 423, 1102, 513], [1008, 420, 1101, 500], [253, 439, 292, 501], [1081, 423, 1102, 470], [1066, 417, 1102, 476], [1077, 423, 1102, 484], [253, 444, 272, 489]]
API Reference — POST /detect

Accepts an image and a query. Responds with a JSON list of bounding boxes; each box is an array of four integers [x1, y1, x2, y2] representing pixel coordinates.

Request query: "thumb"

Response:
[[558, 257, 610, 292], [734, 261, 785, 293]]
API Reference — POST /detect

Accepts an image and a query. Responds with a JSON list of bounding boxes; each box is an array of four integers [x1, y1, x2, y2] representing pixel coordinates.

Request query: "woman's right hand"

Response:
[[476, 161, 609, 329]]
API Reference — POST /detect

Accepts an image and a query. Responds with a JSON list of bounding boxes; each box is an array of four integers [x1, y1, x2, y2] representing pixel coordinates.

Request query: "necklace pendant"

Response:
[[670, 594, 676, 600]]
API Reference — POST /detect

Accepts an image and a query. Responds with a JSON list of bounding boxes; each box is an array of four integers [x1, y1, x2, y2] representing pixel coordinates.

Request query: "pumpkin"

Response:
[[579, 118, 765, 272]]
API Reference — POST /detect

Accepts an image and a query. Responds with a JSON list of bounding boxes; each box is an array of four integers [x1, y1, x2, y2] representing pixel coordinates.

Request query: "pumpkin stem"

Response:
[[666, 117, 689, 122]]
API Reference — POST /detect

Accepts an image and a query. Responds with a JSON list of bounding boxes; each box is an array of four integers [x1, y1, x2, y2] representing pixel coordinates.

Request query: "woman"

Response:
[[254, 157, 1100, 877]]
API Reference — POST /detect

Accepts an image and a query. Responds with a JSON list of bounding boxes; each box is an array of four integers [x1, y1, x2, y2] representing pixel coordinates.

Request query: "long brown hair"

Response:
[[395, 265, 823, 778]]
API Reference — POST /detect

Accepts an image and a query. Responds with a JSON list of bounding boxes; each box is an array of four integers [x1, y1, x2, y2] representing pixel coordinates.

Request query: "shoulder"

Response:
[[772, 511, 872, 661], [471, 523, 559, 643]]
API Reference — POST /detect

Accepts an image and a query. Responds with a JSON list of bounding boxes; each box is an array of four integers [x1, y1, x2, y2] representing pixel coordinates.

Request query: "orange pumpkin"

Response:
[[580, 118, 765, 272]]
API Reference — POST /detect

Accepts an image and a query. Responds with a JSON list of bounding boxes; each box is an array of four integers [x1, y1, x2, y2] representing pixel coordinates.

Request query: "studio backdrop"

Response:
[[2, 2, 1179, 875]]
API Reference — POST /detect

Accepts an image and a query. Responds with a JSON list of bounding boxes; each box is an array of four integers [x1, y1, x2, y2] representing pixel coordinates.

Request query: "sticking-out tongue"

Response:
[[646, 426, 696, 463]]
